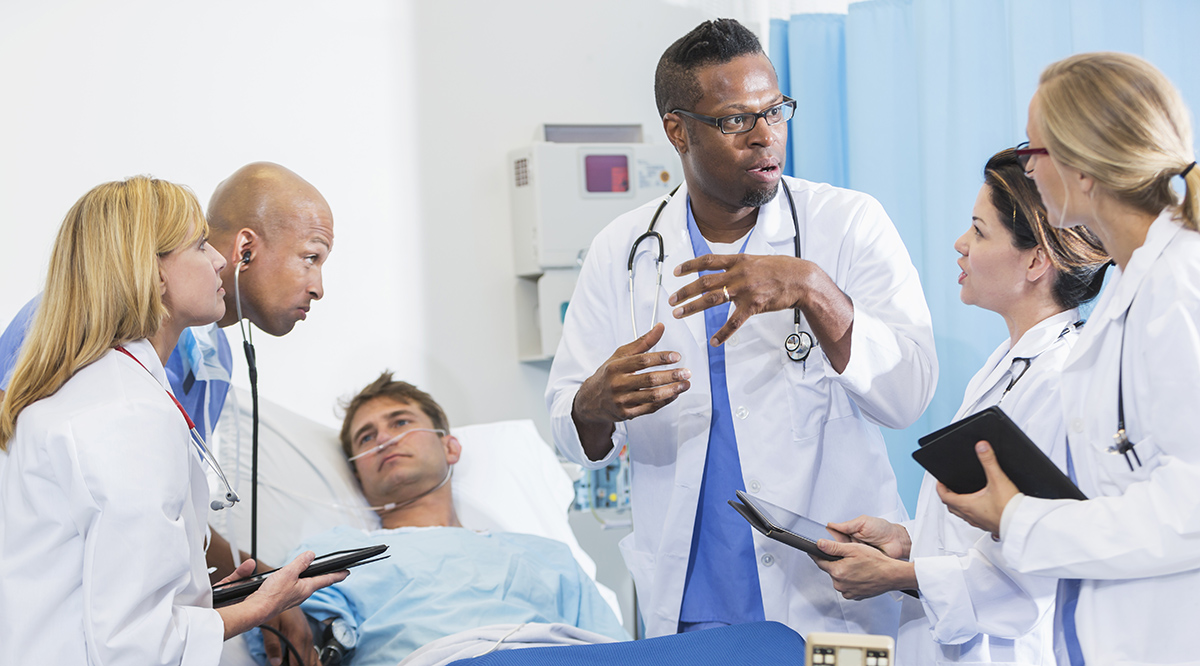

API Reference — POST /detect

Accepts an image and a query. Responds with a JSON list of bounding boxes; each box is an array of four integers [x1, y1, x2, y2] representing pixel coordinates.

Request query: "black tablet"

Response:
[[730, 491, 920, 598], [212, 544, 389, 607], [913, 406, 1086, 501], [729, 490, 847, 561]]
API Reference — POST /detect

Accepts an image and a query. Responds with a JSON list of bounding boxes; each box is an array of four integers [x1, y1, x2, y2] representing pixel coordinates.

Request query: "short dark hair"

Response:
[[983, 149, 1110, 309], [654, 18, 765, 118], [339, 371, 450, 460]]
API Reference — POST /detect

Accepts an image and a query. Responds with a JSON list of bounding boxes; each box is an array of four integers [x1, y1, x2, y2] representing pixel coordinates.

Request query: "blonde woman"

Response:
[[941, 52, 1200, 664], [0, 177, 344, 665], [813, 149, 1108, 665]]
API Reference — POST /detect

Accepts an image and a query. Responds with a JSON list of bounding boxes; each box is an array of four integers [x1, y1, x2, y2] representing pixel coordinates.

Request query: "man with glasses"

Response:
[[547, 19, 937, 639]]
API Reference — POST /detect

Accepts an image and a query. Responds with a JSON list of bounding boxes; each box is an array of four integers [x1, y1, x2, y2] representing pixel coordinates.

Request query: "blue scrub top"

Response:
[[677, 201, 766, 628]]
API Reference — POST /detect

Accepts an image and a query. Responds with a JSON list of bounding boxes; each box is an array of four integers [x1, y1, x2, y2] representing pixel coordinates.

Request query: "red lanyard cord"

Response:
[[113, 345, 239, 509]]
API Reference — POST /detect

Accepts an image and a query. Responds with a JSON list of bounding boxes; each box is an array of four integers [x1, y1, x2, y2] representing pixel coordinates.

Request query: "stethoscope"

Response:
[[233, 250, 264, 561], [993, 320, 1083, 406], [627, 182, 815, 362], [114, 346, 241, 512]]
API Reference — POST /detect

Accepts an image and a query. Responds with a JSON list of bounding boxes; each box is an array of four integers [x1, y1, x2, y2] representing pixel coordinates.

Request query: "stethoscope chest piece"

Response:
[[785, 330, 814, 362]]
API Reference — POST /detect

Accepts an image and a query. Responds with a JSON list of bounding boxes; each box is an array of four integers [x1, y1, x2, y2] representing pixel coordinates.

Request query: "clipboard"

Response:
[[211, 544, 389, 607], [913, 406, 1086, 501]]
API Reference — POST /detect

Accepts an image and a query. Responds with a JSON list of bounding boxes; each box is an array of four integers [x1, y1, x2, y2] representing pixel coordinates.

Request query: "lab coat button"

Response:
[[748, 480, 761, 493], [1072, 418, 1085, 433], [728, 334, 739, 346], [761, 553, 774, 566], [735, 406, 749, 419]]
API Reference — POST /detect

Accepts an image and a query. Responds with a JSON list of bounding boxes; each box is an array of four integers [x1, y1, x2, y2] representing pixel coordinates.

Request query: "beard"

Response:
[[740, 182, 780, 208]]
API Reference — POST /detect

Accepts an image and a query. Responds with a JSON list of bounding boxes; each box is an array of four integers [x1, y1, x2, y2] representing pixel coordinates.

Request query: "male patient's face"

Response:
[[347, 396, 456, 505]]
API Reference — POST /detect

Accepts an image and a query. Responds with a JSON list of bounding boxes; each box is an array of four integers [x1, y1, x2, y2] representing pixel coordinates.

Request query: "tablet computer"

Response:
[[212, 544, 389, 607], [728, 490, 847, 561], [730, 491, 920, 598], [913, 406, 1086, 501]]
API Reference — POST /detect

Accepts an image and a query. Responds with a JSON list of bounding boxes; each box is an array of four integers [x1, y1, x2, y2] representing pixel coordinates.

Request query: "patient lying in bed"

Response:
[[252, 373, 627, 666]]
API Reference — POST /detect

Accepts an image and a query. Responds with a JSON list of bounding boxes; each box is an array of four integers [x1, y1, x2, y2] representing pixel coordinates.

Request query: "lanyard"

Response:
[[115, 345, 198, 430]]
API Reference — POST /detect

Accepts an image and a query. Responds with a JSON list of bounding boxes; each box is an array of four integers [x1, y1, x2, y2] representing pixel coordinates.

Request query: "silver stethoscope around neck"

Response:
[[626, 182, 815, 362]]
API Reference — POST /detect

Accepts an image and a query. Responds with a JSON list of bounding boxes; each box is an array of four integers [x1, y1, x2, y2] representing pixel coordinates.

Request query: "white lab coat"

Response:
[[1000, 212, 1200, 665], [0, 339, 224, 665], [899, 310, 1078, 665], [547, 177, 938, 638]]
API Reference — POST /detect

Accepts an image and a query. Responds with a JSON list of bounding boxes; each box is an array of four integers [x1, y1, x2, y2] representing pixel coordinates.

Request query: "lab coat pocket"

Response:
[[1091, 434, 1162, 494], [807, 415, 904, 524]]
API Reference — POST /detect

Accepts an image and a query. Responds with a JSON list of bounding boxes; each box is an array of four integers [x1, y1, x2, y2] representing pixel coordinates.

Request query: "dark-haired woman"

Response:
[[812, 148, 1108, 665]]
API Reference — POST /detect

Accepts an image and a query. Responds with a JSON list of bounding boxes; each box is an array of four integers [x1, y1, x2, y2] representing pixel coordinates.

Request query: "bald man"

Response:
[[0, 162, 334, 665], [209, 162, 334, 337]]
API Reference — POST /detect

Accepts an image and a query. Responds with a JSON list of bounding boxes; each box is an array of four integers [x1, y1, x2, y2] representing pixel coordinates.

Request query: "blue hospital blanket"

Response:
[[446, 621, 806, 666], [284, 525, 628, 666]]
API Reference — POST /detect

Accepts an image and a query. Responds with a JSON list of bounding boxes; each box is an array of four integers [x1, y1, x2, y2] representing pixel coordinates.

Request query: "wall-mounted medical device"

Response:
[[510, 124, 683, 361]]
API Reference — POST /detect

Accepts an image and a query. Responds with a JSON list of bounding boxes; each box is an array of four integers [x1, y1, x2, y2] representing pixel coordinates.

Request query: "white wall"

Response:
[[1, 0, 723, 637], [0, 0, 423, 427], [0, 0, 722, 435], [411, 0, 709, 433]]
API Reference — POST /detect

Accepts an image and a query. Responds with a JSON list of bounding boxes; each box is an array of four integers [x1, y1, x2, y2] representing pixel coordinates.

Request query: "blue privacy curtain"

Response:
[[771, 0, 1200, 511]]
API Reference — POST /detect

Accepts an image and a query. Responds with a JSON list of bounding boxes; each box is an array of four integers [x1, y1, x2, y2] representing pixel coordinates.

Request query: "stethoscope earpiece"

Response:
[[210, 493, 239, 512]]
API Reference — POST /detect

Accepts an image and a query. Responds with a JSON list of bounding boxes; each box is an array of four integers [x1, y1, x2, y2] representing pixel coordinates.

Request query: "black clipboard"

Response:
[[728, 490, 846, 561], [211, 544, 389, 607], [913, 406, 1086, 501]]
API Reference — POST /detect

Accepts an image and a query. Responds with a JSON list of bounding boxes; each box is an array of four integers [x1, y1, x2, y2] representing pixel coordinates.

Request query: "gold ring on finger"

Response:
[[722, 285, 731, 303]]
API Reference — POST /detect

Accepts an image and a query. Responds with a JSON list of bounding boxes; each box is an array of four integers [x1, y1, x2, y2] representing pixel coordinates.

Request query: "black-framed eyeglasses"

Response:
[[671, 96, 797, 135], [1015, 141, 1049, 172]]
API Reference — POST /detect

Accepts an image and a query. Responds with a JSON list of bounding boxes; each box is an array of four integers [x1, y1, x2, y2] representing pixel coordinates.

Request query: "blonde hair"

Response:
[[0, 176, 206, 449], [1036, 52, 1199, 230]]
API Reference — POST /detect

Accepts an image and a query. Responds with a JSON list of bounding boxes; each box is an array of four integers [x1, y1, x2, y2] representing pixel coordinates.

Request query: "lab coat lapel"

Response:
[[658, 187, 713, 352], [753, 184, 793, 254], [955, 343, 1013, 419], [1068, 211, 1181, 366], [955, 310, 1078, 419], [1101, 212, 1180, 320]]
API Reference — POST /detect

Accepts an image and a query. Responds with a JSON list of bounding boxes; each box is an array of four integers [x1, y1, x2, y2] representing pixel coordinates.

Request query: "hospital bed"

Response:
[[211, 387, 621, 665], [211, 390, 812, 666]]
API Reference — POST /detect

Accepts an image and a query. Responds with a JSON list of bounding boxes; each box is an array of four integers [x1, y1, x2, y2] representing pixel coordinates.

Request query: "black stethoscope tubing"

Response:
[[627, 182, 812, 362]]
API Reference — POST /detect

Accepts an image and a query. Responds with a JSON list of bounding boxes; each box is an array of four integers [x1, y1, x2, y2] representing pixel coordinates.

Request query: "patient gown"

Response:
[[283, 524, 628, 666]]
